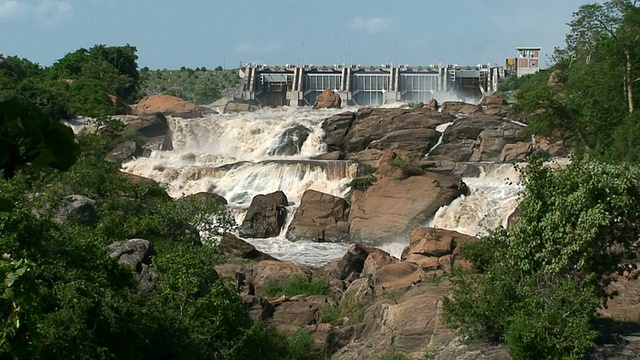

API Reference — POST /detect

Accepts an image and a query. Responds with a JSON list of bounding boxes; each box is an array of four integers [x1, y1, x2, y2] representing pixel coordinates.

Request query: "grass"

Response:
[[350, 174, 377, 191], [262, 274, 331, 297]]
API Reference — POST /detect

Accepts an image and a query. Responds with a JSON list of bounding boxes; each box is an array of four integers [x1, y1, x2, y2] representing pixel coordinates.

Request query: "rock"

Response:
[[374, 262, 427, 291], [440, 101, 483, 115], [242, 294, 275, 321], [286, 190, 350, 243], [252, 260, 311, 293], [341, 277, 376, 314], [312, 151, 344, 160], [348, 172, 467, 243], [239, 191, 289, 238], [507, 204, 522, 230], [271, 298, 320, 333], [105, 140, 143, 163], [341, 108, 447, 156], [54, 195, 98, 226], [480, 95, 508, 106], [133, 94, 201, 116], [322, 111, 356, 153], [219, 233, 278, 262], [107, 238, 154, 273], [362, 250, 399, 278], [500, 141, 532, 162], [330, 244, 377, 280], [347, 149, 385, 172], [424, 98, 438, 110], [313, 89, 342, 109], [482, 105, 509, 117], [536, 136, 568, 157], [223, 99, 259, 113], [268, 125, 311, 156], [175, 192, 228, 206], [548, 69, 564, 87], [402, 227, 479, 270], [417, 159, 481, 178]]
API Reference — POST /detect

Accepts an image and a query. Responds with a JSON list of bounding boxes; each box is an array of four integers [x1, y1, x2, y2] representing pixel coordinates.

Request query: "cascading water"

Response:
[[119, 105, 527, 266], [122, 106, 359, 265]]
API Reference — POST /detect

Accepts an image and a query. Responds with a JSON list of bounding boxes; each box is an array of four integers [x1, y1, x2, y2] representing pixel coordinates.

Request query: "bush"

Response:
[[350, 174, 376, 191], [443, 155, 640, 358]]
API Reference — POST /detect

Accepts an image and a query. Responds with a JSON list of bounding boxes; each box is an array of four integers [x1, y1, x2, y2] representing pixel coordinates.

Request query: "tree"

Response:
[[0, 99, 79, 180], [560, 0, 640, 114], [444, 155, 640, 359]]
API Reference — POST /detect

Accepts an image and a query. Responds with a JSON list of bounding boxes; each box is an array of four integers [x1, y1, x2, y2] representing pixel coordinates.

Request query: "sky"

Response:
[[1, 0, 599, 70]]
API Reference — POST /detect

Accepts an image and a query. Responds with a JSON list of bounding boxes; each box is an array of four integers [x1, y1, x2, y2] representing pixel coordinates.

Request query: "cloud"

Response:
[[0, 0, 28, 22], [35, 1, 73, 26], [233, 42, 284, 55], [350, 16, 392, 34], [0, 0, 73, 26]]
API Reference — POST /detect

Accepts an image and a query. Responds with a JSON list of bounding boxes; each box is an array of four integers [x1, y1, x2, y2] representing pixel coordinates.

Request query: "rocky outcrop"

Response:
[[106, 113, 173, 163], [313, 89, 341, 109], [425, 98, 439, 111], [479, 95, 508, 106], [239, 191, 289, 238], [175, 191, 228, 206], [268, 125, 311, 156], [218, 233, 278, 262], [343, 108, 447, 156], [107, 238, 158, 293], [440, 101, 483, 115], [401, 227, 479, 273], [223, 98, 259, 113], [426, 115, 528, 164], [133, 94, 212, 117], [286, 190, 350, 243], [54, 195, 98, 227], [322, 111, 356, 153], [500, 141, 533, 162], [348, 171, 467, 243]]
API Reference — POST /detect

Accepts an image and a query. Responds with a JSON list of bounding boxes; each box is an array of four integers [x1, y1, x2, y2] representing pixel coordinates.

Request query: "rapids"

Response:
[[118, 106, 525, 266]]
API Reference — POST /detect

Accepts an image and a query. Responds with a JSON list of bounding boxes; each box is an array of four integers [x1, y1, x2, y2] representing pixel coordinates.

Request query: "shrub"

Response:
[[350, 174, 376, 191]]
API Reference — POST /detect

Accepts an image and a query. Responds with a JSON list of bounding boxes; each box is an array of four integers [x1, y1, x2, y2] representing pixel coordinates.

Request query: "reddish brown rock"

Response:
[[239, 191, 289, 238], [286, 190, 350, 243], [500, 141, 533, 162], [348, 172, 467, 243], [133, 94, 209, 117], [480, 95, 508, 106], [313, 89, 342, 109]]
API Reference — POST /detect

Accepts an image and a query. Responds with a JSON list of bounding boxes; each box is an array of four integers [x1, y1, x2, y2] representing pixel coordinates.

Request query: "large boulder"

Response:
[[107, 238, 154, 272], [107, 113, 173, 162], [223, 98, 259, 113], [313, 89, 342, 109], [175, 192, 228, 206], [427, 115, 528, 163], [286, 190, 350, 243], [268, 125, 311, 156], [479, 95, 508, 106], [219, 233, 278, 262], [54, 195, 98, 226], [239, 191, 289, 238], [338, 108, 449, 156], [401, 227, 479, 273], [105, 140, 143, 163], [348, 172, 467, 243], [440, 101, 483, 115], [322, 111, 356, 153], [133, 94, 204, 116]]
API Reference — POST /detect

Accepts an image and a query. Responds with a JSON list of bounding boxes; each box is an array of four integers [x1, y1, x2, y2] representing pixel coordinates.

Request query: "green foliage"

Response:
[[408, 102, 424, 109], [230, 323, 327, 360], [141, 68, 240, 103], [0, 99, 80, 179], [350, 174, 377, 191], [262, 274, 331, 297], [388, 154, 415, 169], [444, 155, 640, 359]]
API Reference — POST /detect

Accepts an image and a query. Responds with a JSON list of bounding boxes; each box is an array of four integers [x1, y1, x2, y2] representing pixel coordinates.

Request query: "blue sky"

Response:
[[1, 0, 597, 70]]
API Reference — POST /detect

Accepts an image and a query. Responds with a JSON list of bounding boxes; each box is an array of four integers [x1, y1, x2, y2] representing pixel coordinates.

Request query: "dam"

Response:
[[239, 63, 505, 107]]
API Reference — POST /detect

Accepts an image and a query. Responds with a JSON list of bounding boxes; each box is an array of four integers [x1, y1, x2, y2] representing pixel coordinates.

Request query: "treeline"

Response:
[[445, 1, 640, 359], [0, 45, 140, 119], [140, 67, 241, 105]]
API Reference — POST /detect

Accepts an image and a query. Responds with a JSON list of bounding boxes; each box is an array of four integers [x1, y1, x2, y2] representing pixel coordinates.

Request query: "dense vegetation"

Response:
[[0, 45, 141, 119], [140, 67, 242, 105], [445, 1, 640, 359], [0, 100, 324, 359]]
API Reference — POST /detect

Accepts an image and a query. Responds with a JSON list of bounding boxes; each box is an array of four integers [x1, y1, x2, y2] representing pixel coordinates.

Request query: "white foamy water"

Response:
[[120, 106, 362, 266], [426, 163, 523, 237]]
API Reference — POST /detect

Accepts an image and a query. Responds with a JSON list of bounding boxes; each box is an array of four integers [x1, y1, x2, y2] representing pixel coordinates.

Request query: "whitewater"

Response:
[[120, 106, 524, 266]]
